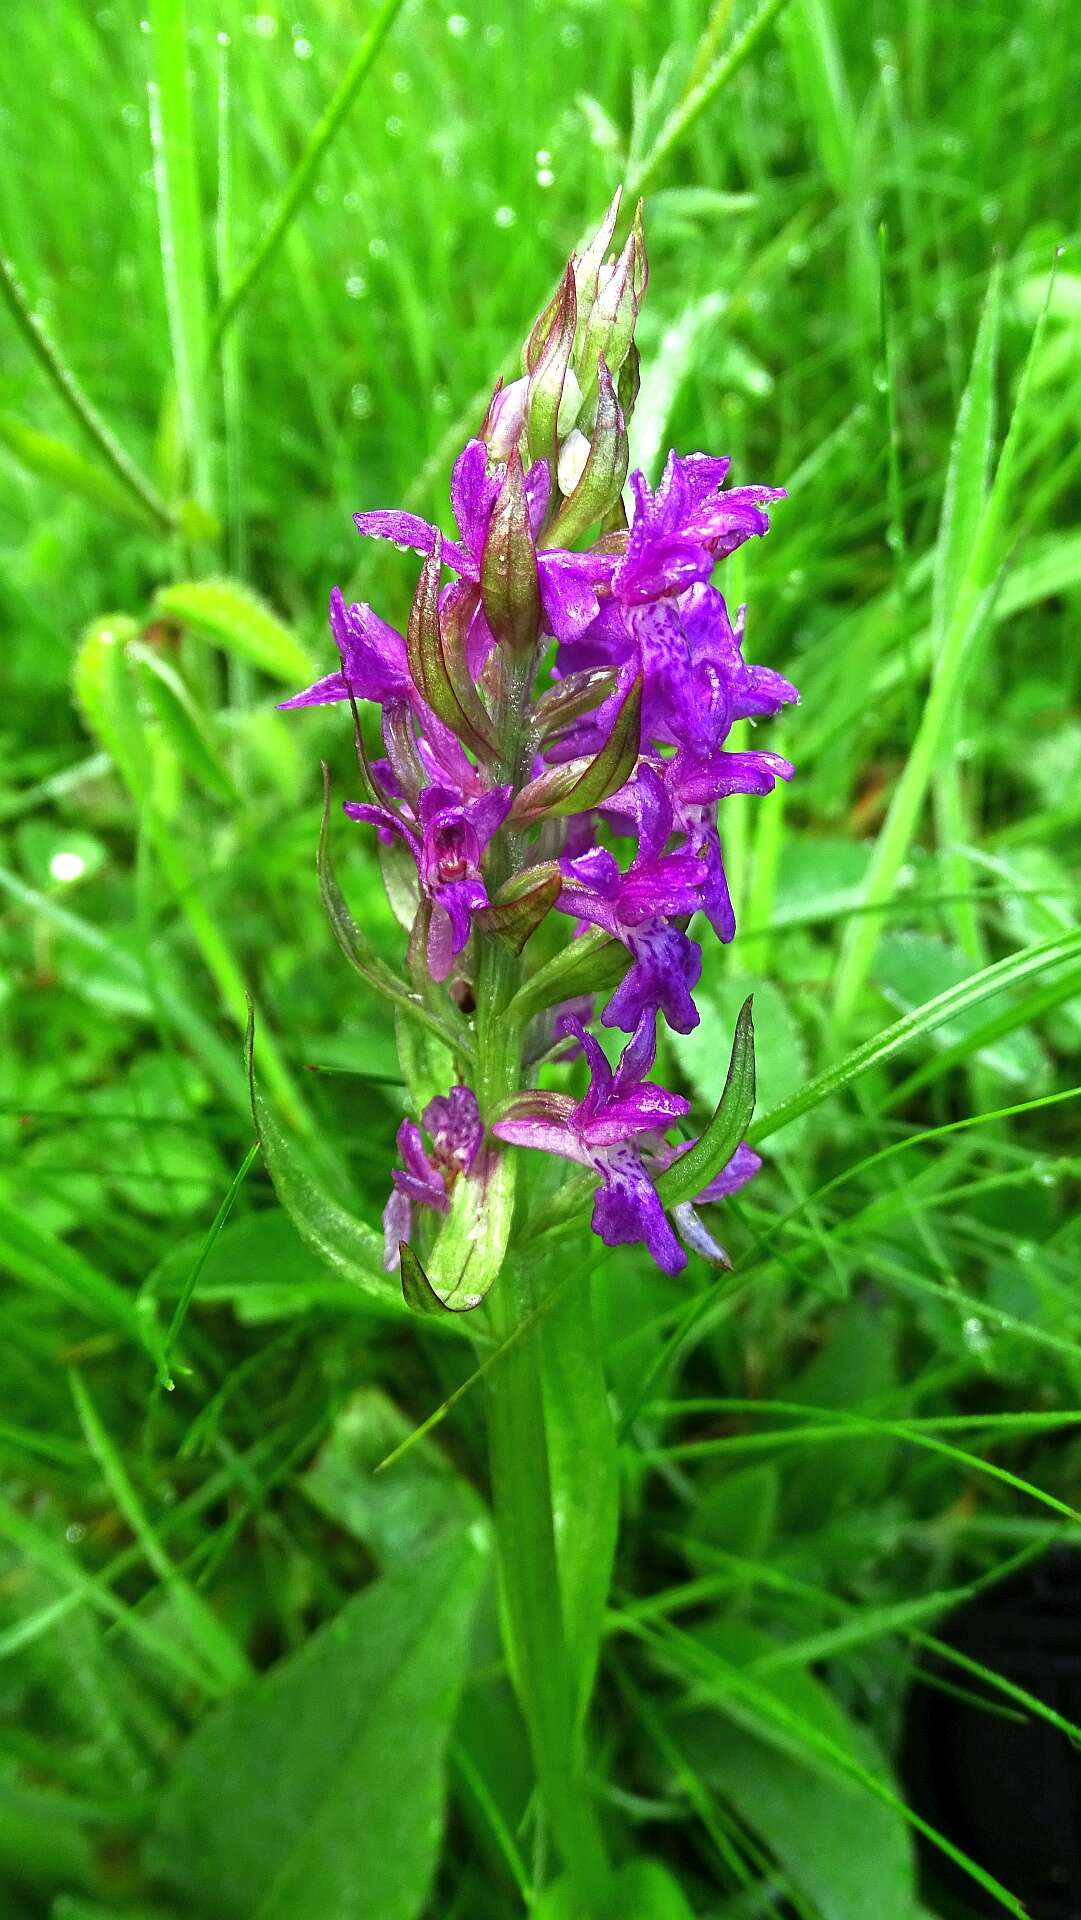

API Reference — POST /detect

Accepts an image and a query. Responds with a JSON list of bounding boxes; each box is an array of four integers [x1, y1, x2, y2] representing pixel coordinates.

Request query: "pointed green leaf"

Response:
[[656, 996, 756, 1206], [480, 449, 541, 653], [933, 262, 1001, 640], [406, 536, 499, 757], [542, 358, 628, 546]]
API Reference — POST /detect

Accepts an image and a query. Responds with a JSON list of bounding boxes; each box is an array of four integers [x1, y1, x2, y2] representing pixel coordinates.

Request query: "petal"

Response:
[[433, 877, 486, 953], [617, 852, 706, 928], [465, 783, 513, 850], [677, 750, 794, 804], [426, 902, 455, 982], [589, 1143, 686, 1275], [691, 1141, 763, 1202], [342, 801, 421, 866], [353, 508, 474, 579], [603, 923, 702, 1035], [613, 1008, 658, 1088], [382, 1186, 412, 1273], [278, 669, 354, 710], [538, 553, 604, 644], [450, 439, 500, 555], [423, 1084, 484, 1174], [524, 458, 552, 537]]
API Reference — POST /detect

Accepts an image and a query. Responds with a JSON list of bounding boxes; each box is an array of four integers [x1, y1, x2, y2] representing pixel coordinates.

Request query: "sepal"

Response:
[[480, 451, 541, 655]]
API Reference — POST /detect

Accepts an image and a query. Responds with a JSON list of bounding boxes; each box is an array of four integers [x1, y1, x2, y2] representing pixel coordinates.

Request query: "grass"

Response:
[[1, 0, 1079, 1915]]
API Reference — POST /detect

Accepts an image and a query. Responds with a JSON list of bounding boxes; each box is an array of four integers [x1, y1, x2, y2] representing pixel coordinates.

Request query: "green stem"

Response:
[[486, 1261, 611, 1909]]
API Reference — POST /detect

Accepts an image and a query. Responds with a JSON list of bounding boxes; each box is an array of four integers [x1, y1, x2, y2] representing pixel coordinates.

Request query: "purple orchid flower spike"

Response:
[[353, 436, 617, 647], [383, 1084, 485, 1270], [278, 586, 414, 710], [494, 1013, 692, 1275], [345, 782, 512, 981], [557, 763, 706, 1033]]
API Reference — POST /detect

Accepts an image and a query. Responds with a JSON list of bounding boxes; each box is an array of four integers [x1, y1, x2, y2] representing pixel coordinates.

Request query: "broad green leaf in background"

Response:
[[302, 1386, 488, 1567], [538, 1857, 699, 1919], [0, 415, 163, 530], [151, 1530, 486, 1920], [151, 579, 313, 683], [677, 1622, 920, 1920]]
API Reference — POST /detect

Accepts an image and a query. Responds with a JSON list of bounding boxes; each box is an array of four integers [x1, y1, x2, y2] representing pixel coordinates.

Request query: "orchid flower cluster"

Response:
[[283, 192, 797, 1295]]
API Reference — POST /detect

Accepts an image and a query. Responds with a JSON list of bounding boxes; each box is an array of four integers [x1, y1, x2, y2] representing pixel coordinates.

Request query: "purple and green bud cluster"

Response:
[[283, 191, 797, 1287]]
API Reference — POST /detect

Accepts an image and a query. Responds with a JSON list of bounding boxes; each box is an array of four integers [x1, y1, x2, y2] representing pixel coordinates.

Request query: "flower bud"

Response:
[[480, 451, 541, 656], [524, 265, 577, 469], [481, 375, 529, 462], [541, 359, 628, 548]]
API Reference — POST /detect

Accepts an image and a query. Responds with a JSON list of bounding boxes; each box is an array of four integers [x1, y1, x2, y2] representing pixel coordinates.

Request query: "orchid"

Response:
[[278, 189, 798, 1902], [282, 190, 796, 1291]]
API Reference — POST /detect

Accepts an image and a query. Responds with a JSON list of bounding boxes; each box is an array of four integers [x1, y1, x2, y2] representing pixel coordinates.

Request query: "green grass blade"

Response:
[[70, 1371, 252, 1691], [0, 251, 174, 530], [753, 926, 1081, 1144], [146, 0, 213, 511], [212, 0, 408, 341], [627, 0, 795, 198]]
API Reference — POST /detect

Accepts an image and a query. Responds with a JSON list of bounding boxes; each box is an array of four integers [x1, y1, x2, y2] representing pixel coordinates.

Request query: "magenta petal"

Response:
[[426, 902, 455, 981], [692, 1141, 763, 1202], [353, 508, 474, 579], [278, 670, 353, 709], [590, 1143, 686, 1275]]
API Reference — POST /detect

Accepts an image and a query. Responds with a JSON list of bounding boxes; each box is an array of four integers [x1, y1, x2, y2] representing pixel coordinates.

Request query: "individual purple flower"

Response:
[[383, 1085, 485, 1270], [345, 782, 512, 982], [616, 452, 786, 605], [493, 1014, 691, 1274], [278, 586, 414, 710], [557, 763, 706, 1034], [601, 738, 793, 947], [494, 1016, 760, 1276], [353, 437, 617, 647]]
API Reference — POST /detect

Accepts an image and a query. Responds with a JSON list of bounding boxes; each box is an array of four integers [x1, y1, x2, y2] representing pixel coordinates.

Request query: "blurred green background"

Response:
[[1, 0, 1080, 1915]]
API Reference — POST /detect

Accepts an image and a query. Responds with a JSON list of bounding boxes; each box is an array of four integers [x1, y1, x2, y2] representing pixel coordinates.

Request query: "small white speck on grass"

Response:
[[293, 36, 312, 57], [50, 851, 87, 884], [494, 205, 517, 228], [537, 167, 554, 188], [447, 13, 470, 37]]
